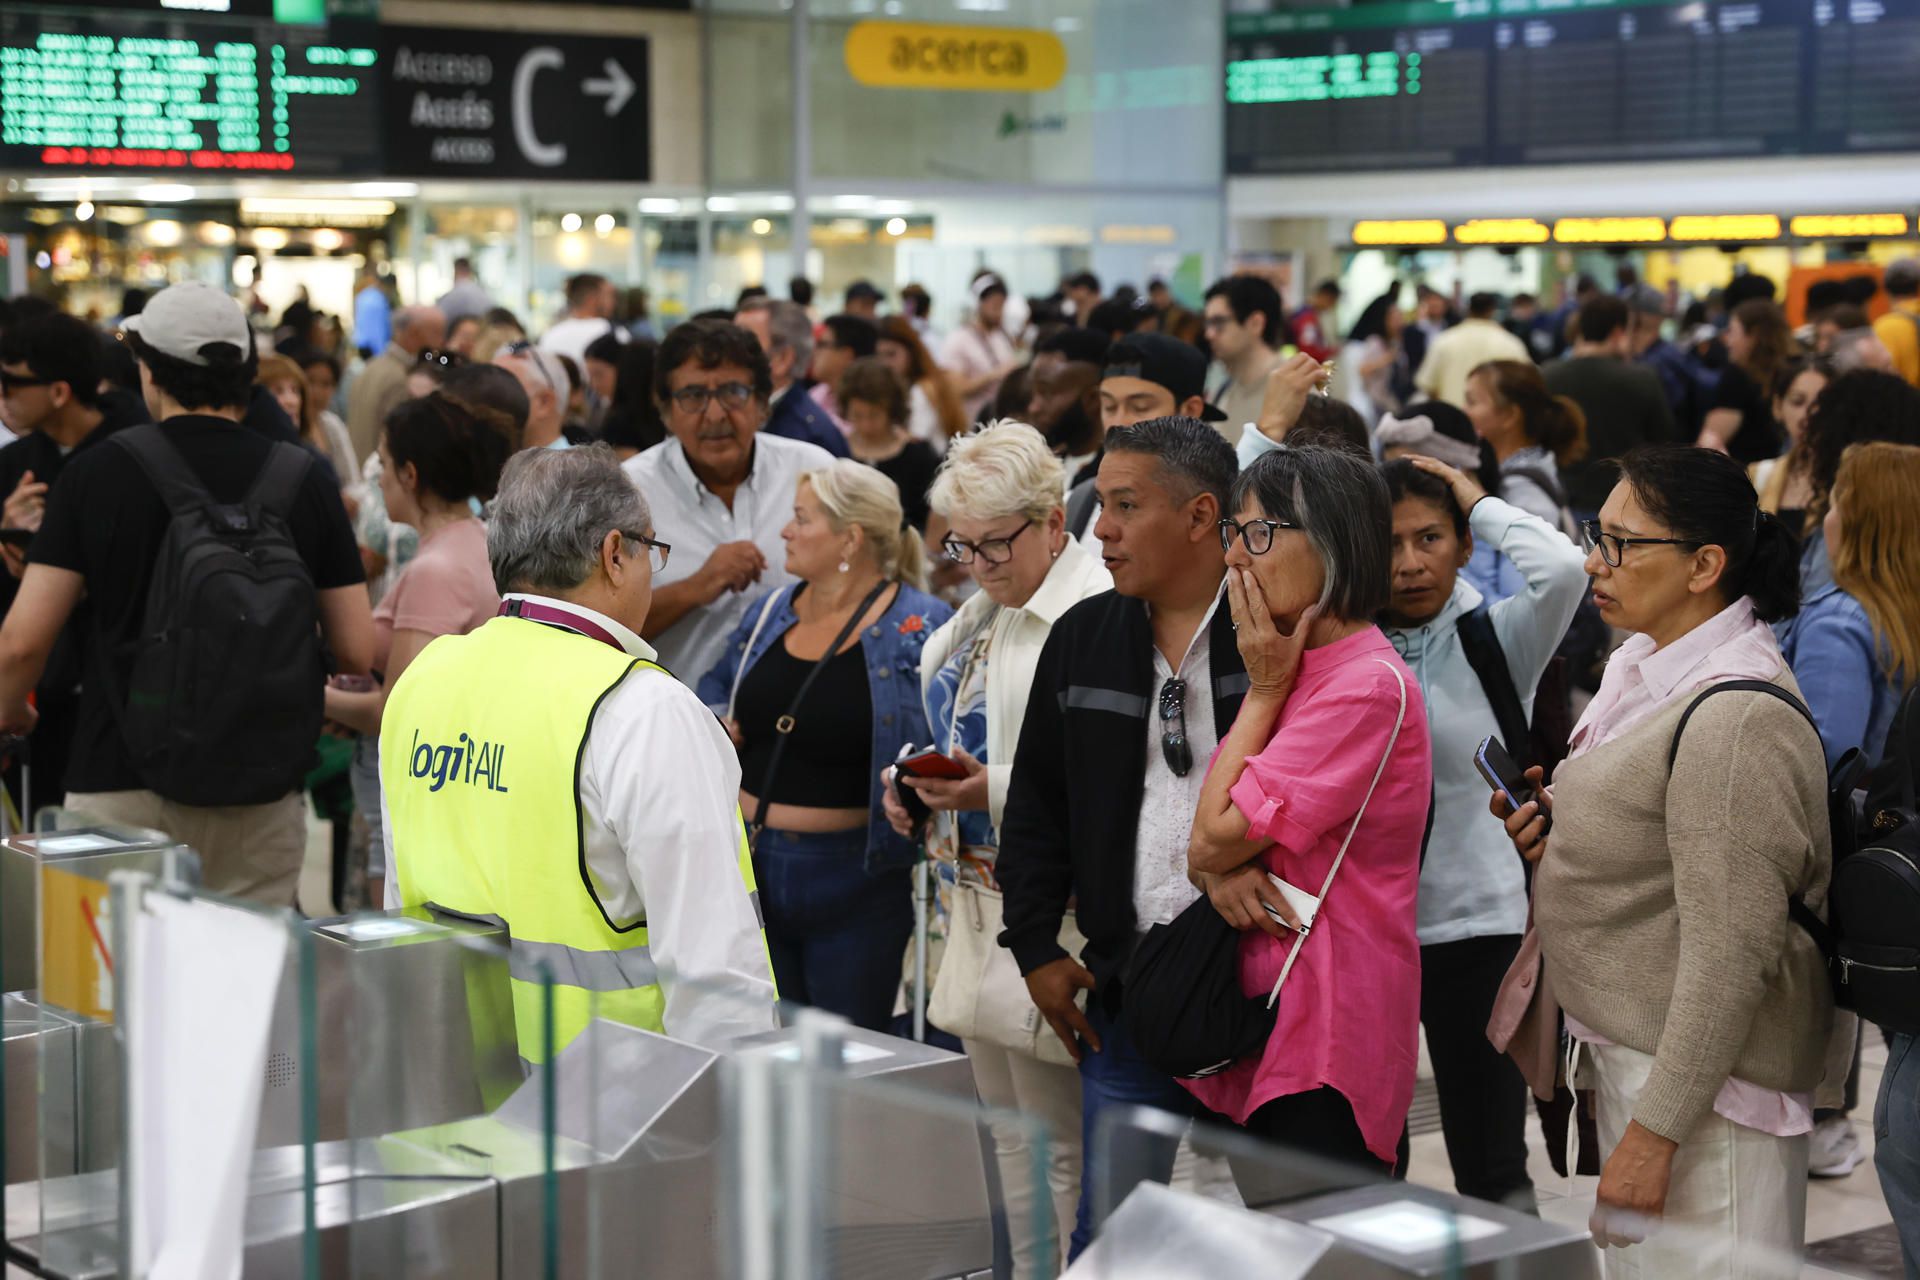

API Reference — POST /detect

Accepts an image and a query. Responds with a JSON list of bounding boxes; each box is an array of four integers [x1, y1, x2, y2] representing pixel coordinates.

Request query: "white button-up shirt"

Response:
[[1132, 590, 1225, 929], [622, 432, 836, 683], [385, 595, 777, 1049]]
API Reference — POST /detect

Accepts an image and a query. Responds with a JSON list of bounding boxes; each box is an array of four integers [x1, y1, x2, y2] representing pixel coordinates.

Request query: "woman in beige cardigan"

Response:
[[881, 421, 1111, 1278], [1495, 445, 1833, 1276]]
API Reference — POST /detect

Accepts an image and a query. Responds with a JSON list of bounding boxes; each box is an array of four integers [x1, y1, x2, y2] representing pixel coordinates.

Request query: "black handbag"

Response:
[[1122, 659, 1410, 1081]]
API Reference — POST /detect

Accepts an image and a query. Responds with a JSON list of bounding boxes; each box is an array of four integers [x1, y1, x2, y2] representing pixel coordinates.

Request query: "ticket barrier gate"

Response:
[[5, 866, 998, 1278]]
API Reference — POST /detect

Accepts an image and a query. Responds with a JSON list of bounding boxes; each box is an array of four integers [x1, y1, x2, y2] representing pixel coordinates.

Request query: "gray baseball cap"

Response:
[[1626, 284, 1668, 317], [122, 282, 255, 366]]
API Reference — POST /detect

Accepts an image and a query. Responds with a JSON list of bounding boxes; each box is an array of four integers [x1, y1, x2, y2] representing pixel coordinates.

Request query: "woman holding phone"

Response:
[[1494, 445, 1831, 1276], [1377, 454, 1588, 1209], [879, 422, 1109, 1278]]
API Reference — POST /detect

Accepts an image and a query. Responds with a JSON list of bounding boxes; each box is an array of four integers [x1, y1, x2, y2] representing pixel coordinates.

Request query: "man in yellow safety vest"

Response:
[[381, 444, 775, 1064]]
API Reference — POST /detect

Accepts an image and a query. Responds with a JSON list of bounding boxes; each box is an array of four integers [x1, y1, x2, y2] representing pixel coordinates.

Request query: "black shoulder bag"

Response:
[[746, 580, 891, 852]]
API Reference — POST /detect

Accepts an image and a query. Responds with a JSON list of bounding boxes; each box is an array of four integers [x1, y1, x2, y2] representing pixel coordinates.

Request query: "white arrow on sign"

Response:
[[583, 60, 634, 117]]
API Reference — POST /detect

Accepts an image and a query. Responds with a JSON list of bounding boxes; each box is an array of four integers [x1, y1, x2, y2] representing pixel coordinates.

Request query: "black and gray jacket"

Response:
[[997, 586, 1247, 1004]]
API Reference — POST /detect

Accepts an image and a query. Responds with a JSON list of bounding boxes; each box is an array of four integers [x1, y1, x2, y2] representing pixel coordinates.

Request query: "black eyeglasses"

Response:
[[1159, 678, 1192, 778], [1579, 519, 1697, 568], [624, 531, 672, 573], [669, 382, 756, 415], [1218, 517, 1297, 556], [417, 348, 467, 369], [0, 371, 51, 395], [942, 519, 1033, 566]]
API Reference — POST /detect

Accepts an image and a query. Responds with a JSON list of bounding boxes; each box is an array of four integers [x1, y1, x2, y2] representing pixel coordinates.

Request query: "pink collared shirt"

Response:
[[1561, 596, 1814, 1138], [1183, 629, 1432, 1165]]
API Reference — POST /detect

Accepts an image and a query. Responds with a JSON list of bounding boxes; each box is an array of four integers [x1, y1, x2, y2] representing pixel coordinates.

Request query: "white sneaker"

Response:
[[1808, 1115, 1865, 1179]]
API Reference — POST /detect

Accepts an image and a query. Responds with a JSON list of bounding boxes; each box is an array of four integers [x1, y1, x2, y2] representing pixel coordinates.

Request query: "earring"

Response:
[[838, 560, 850, 574]]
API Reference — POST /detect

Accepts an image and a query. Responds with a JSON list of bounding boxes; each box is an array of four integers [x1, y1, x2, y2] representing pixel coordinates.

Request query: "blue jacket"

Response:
[[697, 581, 952, 871], [1779, 583, 1903, 771], [765, 386, 849, 458]]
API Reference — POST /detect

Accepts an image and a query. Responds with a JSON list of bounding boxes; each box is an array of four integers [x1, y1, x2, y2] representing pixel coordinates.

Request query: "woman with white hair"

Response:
[[878, 421, 1110, 1277], [697, 460, 952, 1029]]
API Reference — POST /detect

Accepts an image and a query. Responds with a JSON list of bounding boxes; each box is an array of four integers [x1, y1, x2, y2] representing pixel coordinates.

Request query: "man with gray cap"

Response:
[[347, 303, 446, 464], [1624, 283, 1703, 439], [1872, 257, 1920, 388], [0, 282, 371, 905]]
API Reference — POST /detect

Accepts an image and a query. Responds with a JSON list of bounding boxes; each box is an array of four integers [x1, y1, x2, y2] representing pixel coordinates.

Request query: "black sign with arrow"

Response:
[[381, 25, 650, 181]]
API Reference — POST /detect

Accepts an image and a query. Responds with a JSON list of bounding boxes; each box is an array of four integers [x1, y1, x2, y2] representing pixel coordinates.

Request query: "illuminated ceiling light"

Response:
[[135, 184, 196, 203], [1551, 216, 1667, 244], [830, 194, 876, 211], [594, 214, 616, 236], [1789, 213, 1909, 239], [311, 227, 346, 252], [884, 217, 908, 237], [1667, 214, 1780, 242], [75, 201, 95, 222], [638, 198, 681, 214], [560, 213, 583, 233], [252, 227, 290, 252], [1350, 219, 1445, 246], [199, 222, 236, 246], [346, 182, 420, 199], [1454, 218, 1550, 245], [143, 220, 184, 247], [1100, 224, 1178, 244], [751, 218, 774, 236], [706, 196, 740, 213]]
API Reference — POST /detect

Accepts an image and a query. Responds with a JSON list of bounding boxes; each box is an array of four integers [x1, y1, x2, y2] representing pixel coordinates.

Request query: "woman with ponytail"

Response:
[[1701, 298, 1794, 463], [1462, 360, 1587, 534], [697, 459, 951, 1029], [1491, 444, 1831, 1276]]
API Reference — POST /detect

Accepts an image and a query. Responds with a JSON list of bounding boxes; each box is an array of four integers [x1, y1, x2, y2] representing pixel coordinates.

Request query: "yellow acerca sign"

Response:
[[844, 20, 1067, 92]]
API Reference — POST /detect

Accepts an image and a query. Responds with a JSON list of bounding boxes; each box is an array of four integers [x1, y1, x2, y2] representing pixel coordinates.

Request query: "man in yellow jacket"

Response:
[[381, 445, 775, 1063]]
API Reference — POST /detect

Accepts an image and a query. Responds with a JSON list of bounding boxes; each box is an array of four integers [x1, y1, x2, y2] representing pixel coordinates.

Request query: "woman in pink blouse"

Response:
[[1186, 445, 1433, 1176]]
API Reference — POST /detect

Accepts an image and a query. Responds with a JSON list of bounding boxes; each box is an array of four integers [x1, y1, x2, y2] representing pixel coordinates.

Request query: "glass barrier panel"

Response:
[[331, 911, 545, 1279]]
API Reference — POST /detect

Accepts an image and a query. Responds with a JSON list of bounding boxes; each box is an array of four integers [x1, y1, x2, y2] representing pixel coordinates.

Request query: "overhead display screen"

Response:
[[0, 12, 382, 174], [1226, 0, 1920, 174]]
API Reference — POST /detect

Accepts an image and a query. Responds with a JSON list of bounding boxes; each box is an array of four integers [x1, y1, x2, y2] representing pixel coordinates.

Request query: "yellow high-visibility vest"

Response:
[[381, 614, 760, 1064]]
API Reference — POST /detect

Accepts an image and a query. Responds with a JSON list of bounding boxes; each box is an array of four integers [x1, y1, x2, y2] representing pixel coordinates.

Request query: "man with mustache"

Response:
[[622, 320, 835, 679]]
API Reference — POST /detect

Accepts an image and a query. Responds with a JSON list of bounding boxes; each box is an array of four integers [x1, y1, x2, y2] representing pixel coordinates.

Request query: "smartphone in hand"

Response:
[[1475, 735, 1546, 830], [895, 748, 969, 781]]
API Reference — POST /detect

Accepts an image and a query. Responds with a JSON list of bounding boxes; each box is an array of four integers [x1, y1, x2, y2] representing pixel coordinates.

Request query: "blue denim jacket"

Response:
[[1780, 583, 1903, 771], [696, 581, 953, 872]]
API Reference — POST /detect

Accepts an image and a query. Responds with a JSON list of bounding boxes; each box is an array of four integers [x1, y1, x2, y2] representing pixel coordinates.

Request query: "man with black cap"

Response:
[[1066, 333, 1225, 545], [842, 279, 884, 323], [0, 282, 372, 905], [1025, 327, 1110, 486], [942, 272, 1022, 423]]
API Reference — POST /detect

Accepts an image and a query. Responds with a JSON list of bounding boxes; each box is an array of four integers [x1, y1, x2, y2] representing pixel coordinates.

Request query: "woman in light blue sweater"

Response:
[[1376, 454, 1590, 1210]]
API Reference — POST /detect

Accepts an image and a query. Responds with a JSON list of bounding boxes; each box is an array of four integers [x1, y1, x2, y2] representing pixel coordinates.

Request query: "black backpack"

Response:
[[112, 425, 328, 807], [1669, 680, 1920, 1036], [1503, 464, 1612, 693]]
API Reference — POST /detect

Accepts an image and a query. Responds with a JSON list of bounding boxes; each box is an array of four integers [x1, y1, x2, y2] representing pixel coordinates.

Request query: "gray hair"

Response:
[[1102, 416, 1237, 512], [393, 304, 444, 341], [742, 298, 814, 375], [488, 444, 650, 593], [1230, 445, 1391, 622], [929, 419, 1064, 523]]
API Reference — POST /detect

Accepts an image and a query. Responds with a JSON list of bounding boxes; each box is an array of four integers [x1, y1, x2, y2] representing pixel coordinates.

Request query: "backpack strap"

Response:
[[246, 442, 314, 517], [1456, 604, 1535, 773], [112, 424, 215, 517], [1503, 464, 1567, 511], [1667, 678, 1831, 958]]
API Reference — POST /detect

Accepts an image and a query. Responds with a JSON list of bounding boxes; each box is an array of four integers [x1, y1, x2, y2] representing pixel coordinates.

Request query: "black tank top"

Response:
[[735, 638, 873, 807]]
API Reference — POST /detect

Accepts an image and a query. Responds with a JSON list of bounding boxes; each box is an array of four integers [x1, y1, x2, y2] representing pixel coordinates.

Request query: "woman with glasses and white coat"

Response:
[[880, 422, 1110, 1278]]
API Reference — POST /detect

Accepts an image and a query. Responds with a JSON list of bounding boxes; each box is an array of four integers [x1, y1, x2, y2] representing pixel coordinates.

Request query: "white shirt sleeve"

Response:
[[578, 670, 779, 1048], [1236, 423, 1283, 470]]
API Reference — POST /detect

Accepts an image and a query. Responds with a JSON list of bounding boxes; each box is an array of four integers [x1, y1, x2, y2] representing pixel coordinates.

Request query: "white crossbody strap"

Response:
[[1266, 659, 1409, 1010], [726, 591, 785, 722]]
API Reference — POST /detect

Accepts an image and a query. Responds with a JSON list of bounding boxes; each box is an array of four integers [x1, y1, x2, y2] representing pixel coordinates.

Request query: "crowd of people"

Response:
[[0, 253, 1917, 1279]]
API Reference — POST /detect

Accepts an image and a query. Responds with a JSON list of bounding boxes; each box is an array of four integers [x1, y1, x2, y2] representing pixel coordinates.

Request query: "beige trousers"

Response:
[[63, 789, 307, 908], [1588, 1040, 1809, 1279], [964, 1037, 1083, 1280]]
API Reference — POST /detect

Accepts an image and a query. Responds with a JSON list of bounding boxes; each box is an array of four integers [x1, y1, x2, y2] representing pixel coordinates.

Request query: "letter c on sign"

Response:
[[513, 47, 566, 168]]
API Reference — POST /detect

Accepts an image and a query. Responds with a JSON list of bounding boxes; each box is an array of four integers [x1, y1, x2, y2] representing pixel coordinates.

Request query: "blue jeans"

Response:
[[1069, 999, 1196, 1260], [1876, 1032, 1920, 1280], [754, 826, 912, 1032]]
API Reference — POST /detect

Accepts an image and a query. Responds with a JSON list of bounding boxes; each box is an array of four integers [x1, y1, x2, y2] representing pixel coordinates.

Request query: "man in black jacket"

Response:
[[997, 415, 1247, 1258]]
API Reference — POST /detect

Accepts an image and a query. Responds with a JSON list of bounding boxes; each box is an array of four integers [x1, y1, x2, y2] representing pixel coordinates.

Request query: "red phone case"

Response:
[[898, 750, 968, 780]]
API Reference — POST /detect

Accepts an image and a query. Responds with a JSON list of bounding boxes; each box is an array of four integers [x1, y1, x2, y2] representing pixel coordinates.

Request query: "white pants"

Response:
[[1587, 1040, 1809, 1279], [964, 1038, 1083, 1280]]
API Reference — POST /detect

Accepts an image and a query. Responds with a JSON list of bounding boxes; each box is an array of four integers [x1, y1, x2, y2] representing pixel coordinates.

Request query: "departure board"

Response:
[[0, 12, 380, 174], [1226, 0, 1920, 173]]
